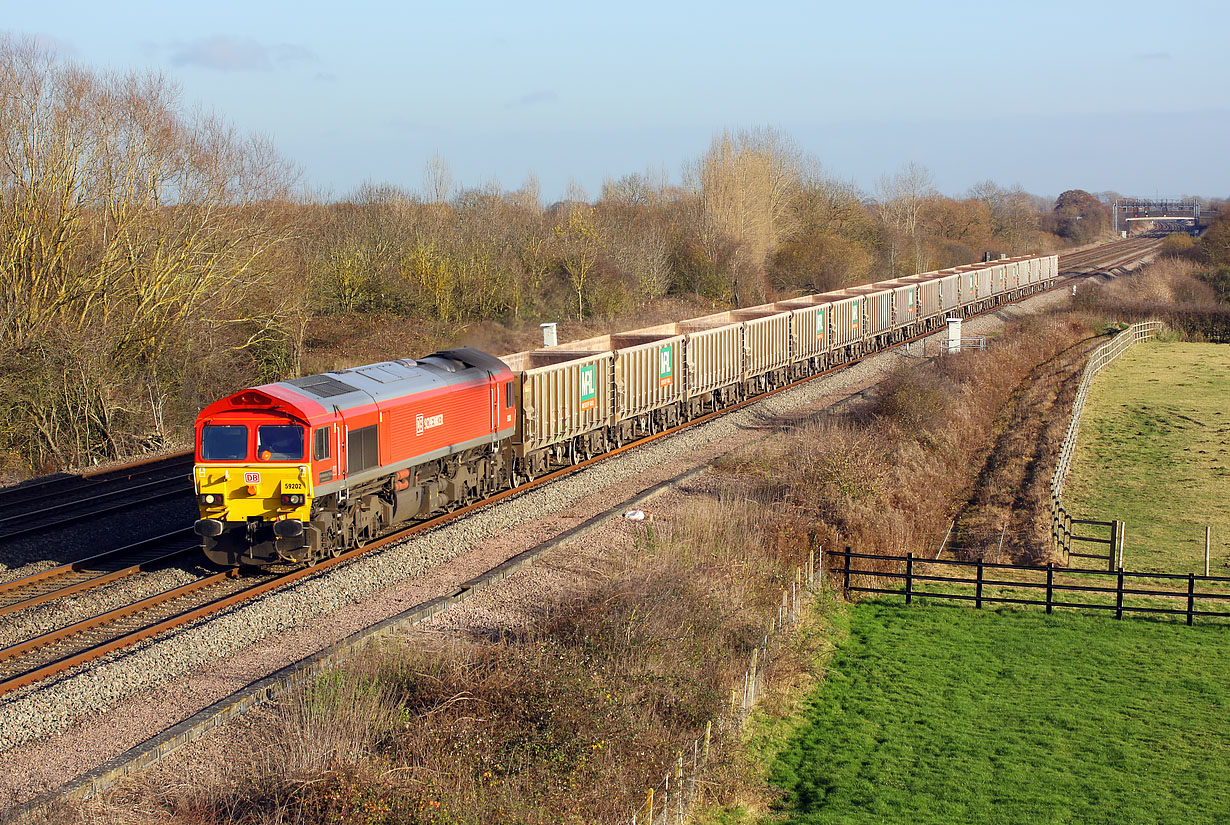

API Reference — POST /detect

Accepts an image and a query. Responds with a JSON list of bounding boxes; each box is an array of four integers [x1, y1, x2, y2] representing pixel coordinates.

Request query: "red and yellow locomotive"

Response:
[[193, 348, 515, 566]]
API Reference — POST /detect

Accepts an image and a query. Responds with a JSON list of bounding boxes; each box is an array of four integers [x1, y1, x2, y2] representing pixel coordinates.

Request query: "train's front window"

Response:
[[257, 425, 304, 461], [201, 425, 248, 460]]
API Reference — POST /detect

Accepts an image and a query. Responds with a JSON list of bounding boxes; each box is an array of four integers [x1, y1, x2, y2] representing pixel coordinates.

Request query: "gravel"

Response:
[[0, 288, 1073, 807], [0, 494, 197, 581]]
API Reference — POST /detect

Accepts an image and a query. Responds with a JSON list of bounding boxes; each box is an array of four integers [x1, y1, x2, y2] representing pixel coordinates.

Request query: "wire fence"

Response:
[[626, 548, 822, 825], [1050, 321, 1165, 567]]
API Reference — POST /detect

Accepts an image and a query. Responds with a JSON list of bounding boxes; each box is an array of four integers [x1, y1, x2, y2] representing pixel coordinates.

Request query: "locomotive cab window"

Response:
[[257, 425, 304, 461], [505, 380, 514, 408], [201, 424, 248, 460], [313, 426, 331, 461]]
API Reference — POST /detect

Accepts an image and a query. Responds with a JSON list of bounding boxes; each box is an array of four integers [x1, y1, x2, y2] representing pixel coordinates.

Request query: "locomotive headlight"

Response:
[[199, 493, 224, 506], [280, 493, 305, 506]]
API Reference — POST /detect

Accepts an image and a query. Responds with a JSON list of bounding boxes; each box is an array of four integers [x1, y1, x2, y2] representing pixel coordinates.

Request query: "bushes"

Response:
[[1076, 258, 1230, 342]]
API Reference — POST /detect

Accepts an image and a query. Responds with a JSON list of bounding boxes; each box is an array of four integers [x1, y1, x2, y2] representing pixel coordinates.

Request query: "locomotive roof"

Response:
[[197, 347, 511, 424]]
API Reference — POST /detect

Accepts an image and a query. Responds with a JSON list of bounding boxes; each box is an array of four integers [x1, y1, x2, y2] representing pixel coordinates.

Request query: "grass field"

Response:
[[1064, 342, 1230, 575], [766, 602, 1230, 825]]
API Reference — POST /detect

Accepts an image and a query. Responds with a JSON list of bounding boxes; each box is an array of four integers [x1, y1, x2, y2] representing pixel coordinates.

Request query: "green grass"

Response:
[[1065, 342, 1230, 575], [767, 601, 1230, 825]]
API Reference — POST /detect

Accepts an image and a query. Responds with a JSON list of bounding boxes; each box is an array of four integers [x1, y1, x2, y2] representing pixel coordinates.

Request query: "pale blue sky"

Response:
[[5, 0, 1227, 201]]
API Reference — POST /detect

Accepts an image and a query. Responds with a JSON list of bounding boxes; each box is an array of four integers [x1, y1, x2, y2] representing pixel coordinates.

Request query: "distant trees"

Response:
[[687, 128, 803, 305], [770, 176, 875, 293], [1052, 189, 1111, 243], [1199, 206, 1230, 268], [875, 162, 936, 275], [554, 203, 602, 320]]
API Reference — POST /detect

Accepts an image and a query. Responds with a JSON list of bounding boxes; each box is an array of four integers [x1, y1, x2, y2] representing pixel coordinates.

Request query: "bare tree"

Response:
[[0, 34, 300, 471], [554, 203, 601, 320], [875, 162, 935, 275], [686, 128, 803, 304], [423, 151, 453, 204]]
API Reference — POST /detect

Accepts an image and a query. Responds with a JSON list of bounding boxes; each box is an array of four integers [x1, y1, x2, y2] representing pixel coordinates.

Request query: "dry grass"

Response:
[[64, 486, 807, 825]]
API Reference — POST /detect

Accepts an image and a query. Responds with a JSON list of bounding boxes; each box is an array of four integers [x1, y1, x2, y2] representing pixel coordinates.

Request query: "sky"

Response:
[[4, 0, 1228, 202]]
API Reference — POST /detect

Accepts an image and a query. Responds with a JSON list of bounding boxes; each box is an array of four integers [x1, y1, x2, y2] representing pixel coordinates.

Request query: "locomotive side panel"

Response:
[[381, 380, 498, 467]]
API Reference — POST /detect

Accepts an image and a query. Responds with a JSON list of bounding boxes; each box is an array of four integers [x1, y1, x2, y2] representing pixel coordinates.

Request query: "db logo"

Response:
[[244, 472, 261, 484], [416, 413, 444, 435]]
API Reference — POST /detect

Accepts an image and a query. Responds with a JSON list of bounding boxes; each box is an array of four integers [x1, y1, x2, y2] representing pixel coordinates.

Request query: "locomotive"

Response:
[[193, 253, 1059, 567]]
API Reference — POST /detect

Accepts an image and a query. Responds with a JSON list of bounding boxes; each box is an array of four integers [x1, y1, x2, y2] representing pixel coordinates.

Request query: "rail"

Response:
[[1049, 321, 1165, 567]]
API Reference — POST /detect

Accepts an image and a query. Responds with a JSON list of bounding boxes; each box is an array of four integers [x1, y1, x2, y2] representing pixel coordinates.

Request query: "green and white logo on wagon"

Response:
[[908, 288, 916, 313], [579, 364, 597, 411], [851, 300, 860, 330], [816, 307, 826, 342], [658, 344, 673, 387]]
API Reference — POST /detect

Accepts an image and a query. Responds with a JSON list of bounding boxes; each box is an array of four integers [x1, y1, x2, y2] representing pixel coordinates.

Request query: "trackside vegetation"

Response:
[[758, 601, 1230, 825]]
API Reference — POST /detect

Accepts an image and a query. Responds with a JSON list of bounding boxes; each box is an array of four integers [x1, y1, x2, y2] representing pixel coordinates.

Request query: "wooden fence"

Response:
[[1050, 321, 1165, 568], [829, 547, 1230, 625]]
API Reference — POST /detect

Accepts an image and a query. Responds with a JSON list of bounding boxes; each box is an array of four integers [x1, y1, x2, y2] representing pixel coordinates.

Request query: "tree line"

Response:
[[0, 36, 1151, 478]]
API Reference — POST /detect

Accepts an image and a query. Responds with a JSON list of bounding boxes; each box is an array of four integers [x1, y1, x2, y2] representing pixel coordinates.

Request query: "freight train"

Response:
[[193, 253, 1059, 566]]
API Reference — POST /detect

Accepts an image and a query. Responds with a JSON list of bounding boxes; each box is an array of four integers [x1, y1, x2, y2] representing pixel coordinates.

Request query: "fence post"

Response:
[[1046, 563, 1054, 614], [1110, 520, 1120, 572], [817, 545, 824, 588], [1063, 508, 1073, 558], [905, 553, 914, 605], [976, 558, 984, 609], [676, 752, 684, 822], [646, 789, 653, 824], [1187, 574, 1196, 626], [1115, 569, 1124, 620], [843, 547, 852, 593], [703, 720, 711, 761], [1118, 522, 1126, 569], [1206, 526, 1212, 578]]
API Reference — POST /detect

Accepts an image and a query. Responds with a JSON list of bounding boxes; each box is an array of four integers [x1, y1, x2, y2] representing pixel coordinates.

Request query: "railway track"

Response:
[[1058, 235, 1161, 272], [0, 454, 193, 543], [0, 237, 1162, 699], [0, 530, 197, 619]]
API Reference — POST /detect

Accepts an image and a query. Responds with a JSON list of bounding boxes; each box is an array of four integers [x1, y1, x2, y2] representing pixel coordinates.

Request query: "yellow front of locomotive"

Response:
[[193, 407, 316, 566]]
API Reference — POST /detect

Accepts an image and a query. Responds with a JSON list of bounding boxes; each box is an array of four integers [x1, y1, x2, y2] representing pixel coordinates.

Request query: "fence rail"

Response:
[[1050, 321, 1165, 567], [830, 547, 1230, 625]]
